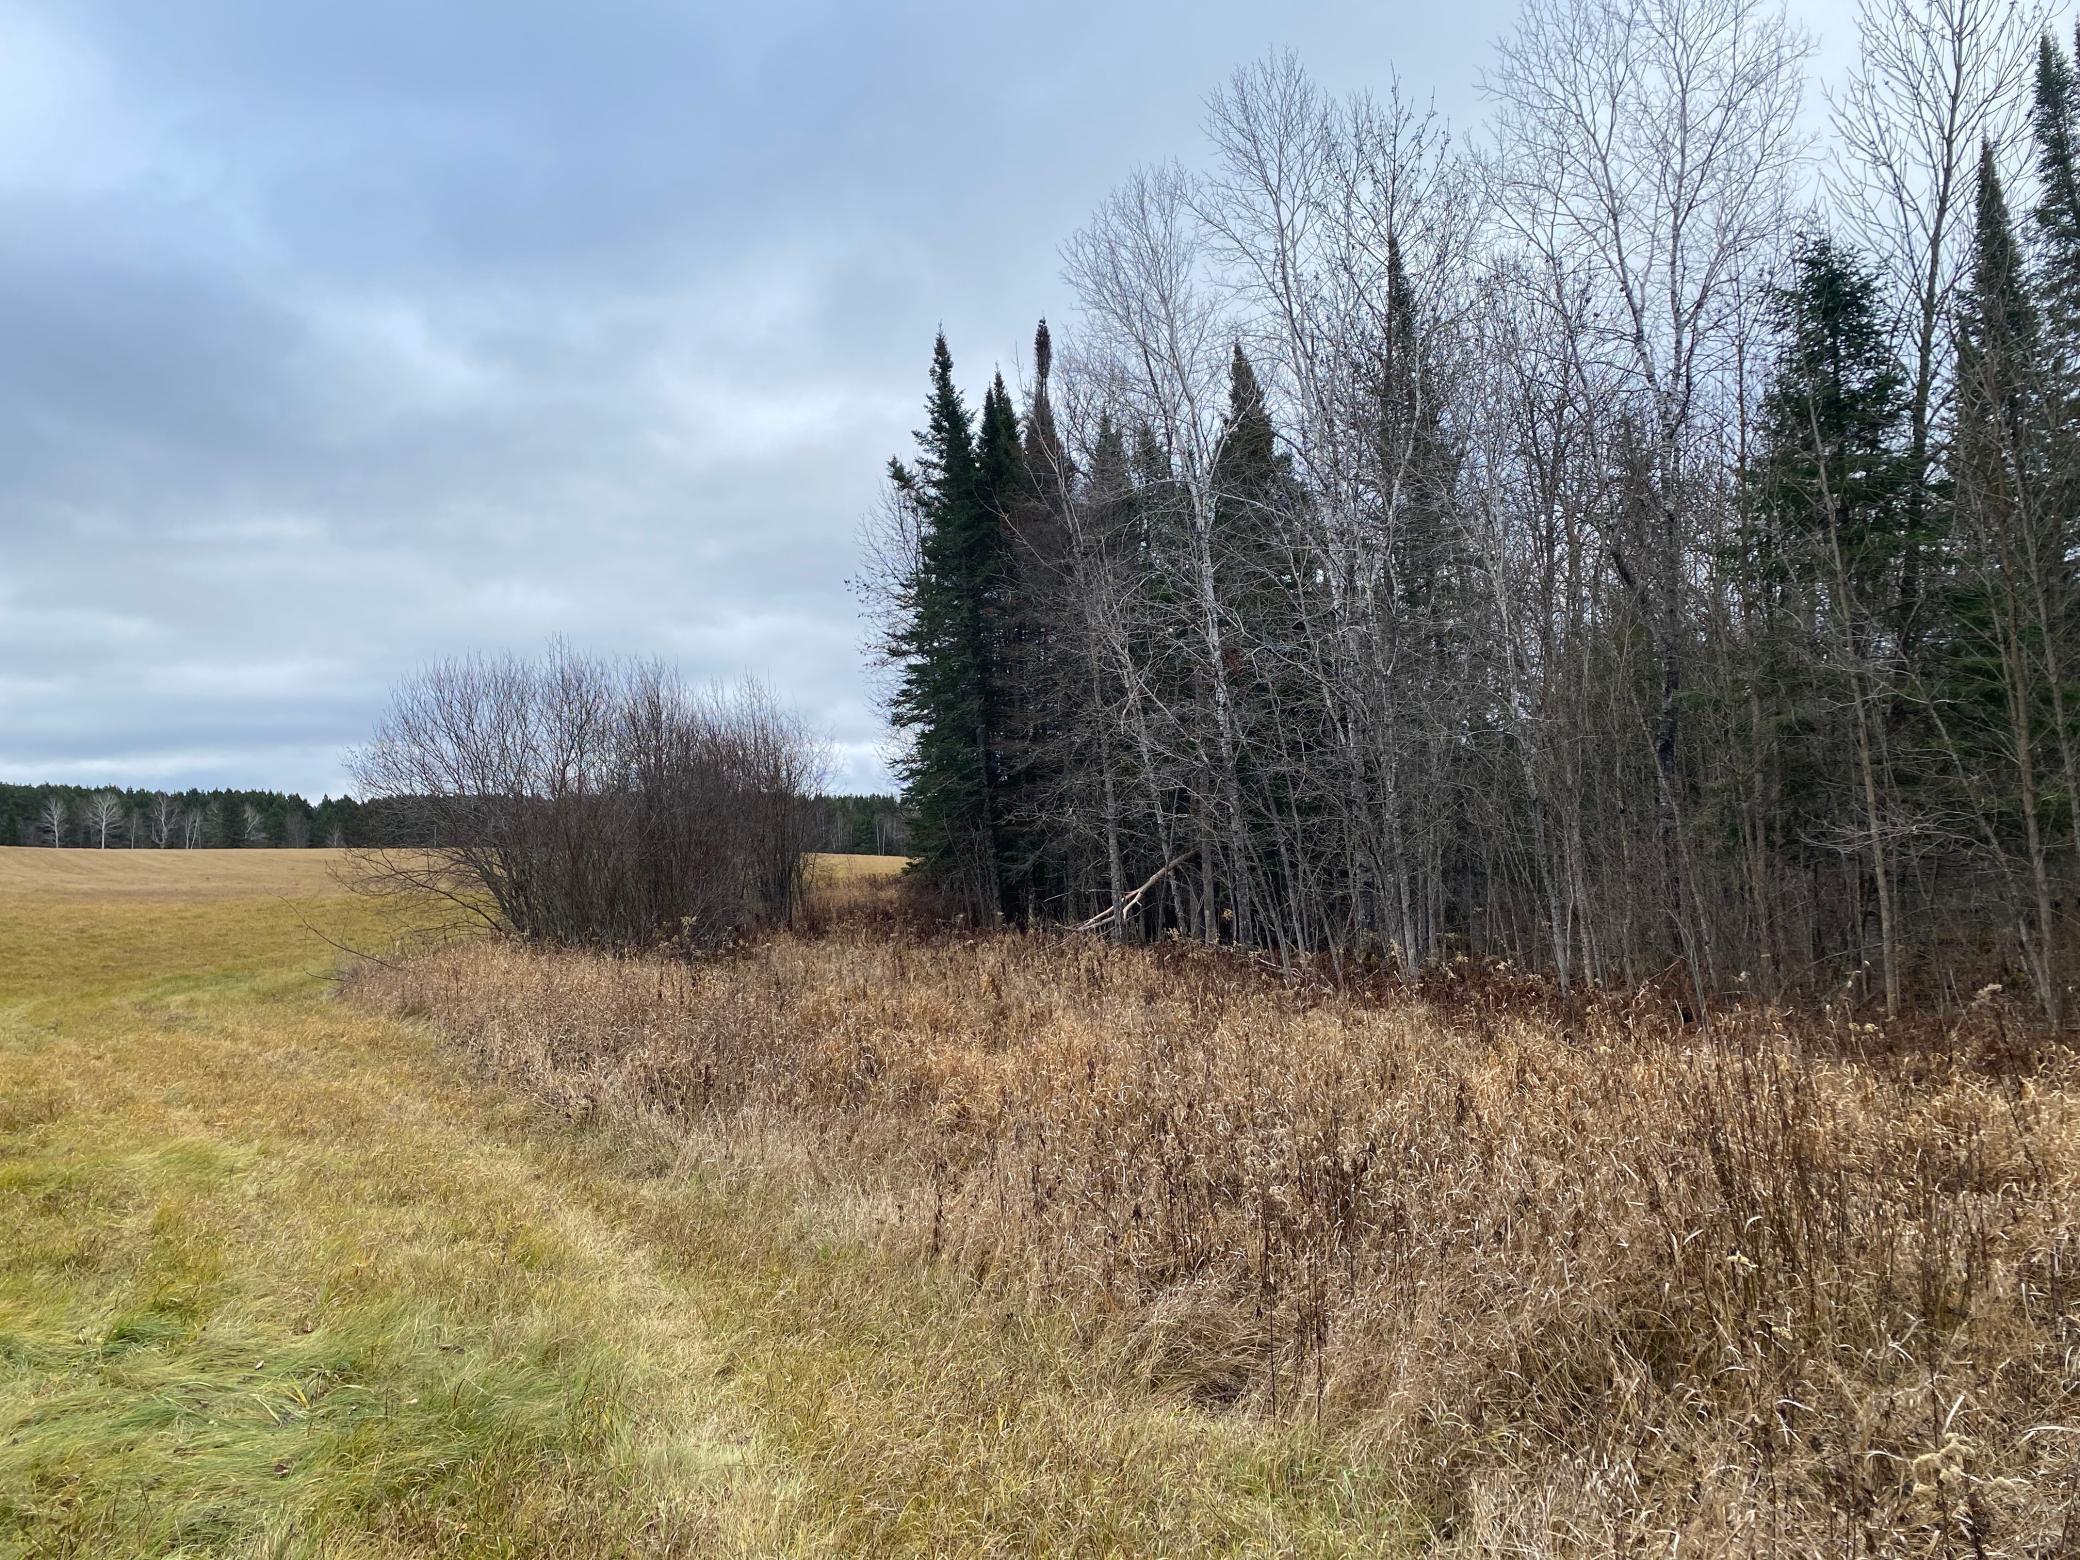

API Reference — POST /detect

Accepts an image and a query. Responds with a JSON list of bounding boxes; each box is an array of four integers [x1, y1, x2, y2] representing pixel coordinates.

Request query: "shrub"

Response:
[[348, 645, 824, 949]]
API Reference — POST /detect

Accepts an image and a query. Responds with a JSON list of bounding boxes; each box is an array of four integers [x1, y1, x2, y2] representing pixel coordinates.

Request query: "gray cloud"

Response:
[[11, 0, 1812, 798]]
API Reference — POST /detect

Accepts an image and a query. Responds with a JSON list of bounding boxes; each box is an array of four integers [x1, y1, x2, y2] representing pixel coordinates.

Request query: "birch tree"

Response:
[[39, 794, 67, 848], [85, 791, 123, 849], [1487, 0, 1808, 984]]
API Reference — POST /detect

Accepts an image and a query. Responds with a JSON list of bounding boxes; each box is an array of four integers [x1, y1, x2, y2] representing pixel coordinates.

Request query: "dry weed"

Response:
[[350, 927, 2080, 1554]]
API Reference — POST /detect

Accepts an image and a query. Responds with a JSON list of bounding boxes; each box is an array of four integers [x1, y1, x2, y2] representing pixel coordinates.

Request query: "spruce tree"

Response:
[[886, 335, 1013, 919], [1022, 320, 1063, 476], [1378, 236, 1453, 608], [1956, 145, 2043, 503], [1208, 345, 1302, 943], [1217, 345, 1279, 482], [1210, 344, 1298, 614], [973, 371, 1030, 916], [2030, 26, 2080, 571], [1750, 236, 1910, 608], [1945, 143, 2068, 1019], [2033, 28, 2080, 384], [1741, 235, 1911, 964], [998, 326, 1077, 922], [974, 373, 1027, 519]]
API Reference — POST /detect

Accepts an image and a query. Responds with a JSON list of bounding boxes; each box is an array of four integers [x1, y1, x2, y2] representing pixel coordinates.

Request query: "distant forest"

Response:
[[2, 783, 904, 856]]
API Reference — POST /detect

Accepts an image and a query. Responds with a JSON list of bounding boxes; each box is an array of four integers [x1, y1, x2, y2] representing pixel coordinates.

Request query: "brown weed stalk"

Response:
[[349, 928, 2080, 1553]]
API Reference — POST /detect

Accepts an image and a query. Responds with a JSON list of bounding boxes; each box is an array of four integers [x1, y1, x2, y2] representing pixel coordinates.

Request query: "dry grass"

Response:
[[353, 922, 2080, 1555], [800, 852, 909, 920], [806, 852, 910, 882], [0, 849, 806, 1557], [0, 846, 358, 900], [1, 848, 1416, 1557]]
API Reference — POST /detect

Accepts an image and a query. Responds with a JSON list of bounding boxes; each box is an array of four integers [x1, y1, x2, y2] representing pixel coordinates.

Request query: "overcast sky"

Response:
[[0, 0, 1860, 799]]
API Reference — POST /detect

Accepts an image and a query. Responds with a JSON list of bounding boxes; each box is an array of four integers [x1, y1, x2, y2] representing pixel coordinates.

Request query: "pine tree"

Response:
[[1944, 143, 2070, 1021], [886, 335, 1013, 919], [1751, 236, 1910, 612], [2033, 27, 2080, 390], [1740, 235, 1912, 1006]]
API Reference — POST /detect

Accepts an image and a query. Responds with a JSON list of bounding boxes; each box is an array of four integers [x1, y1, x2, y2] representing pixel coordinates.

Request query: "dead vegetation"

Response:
[[349, 917, 2080, 1554]]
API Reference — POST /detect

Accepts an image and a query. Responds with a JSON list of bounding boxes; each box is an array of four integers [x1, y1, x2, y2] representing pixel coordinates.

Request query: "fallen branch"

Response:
[[1075, 850, 1195, 934]]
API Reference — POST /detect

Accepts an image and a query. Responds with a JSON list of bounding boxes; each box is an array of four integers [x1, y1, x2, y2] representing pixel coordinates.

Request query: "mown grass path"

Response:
[[0, 852, 1412, 1558]]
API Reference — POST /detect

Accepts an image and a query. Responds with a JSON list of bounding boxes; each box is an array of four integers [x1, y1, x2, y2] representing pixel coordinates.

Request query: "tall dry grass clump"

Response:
[[351, 927, 2080, 1553]]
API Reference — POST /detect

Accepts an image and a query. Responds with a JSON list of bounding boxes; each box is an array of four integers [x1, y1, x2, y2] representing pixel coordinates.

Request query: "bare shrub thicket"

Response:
[[353, 925, 2080, 1552], [349, 647, 825, 949]]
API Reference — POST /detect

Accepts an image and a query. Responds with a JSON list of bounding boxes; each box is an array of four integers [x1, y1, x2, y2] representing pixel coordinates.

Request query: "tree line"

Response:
[[866, 0, 2080, 1020], [3, 781, 899, 856], [811, 793, 911, 856], [1, 784, 369, 850]]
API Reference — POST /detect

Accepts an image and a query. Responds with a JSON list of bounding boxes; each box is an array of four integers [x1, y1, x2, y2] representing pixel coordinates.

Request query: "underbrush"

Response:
[[348, 925, 2080, 1554]]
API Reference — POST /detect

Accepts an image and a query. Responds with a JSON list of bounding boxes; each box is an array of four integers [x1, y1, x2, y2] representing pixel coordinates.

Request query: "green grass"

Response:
[[0, 871, 787, 1557], [0, 852, 1416, 1556]]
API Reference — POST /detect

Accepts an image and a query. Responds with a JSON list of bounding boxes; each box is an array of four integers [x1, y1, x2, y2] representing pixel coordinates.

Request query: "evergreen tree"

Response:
[[1218, 345, 1279, 481], [886, 335, 1013, 919], [1958, 145, 2043, 458], [2033, 26, 2080, 392], [1022, 320, 1063, 476], [1750, 236, 1910, 612], [1737, 235, 1912, 986], [1212, 347, 1283, 527], [1952, 145, 2048, 621], [1378, 234, 1457, 619], [1943, 143, 2070, 1018], [998, 326, 1077, 921], [1210, 344, 1299, 616], [1208, 344, 1304, 943], [0, 783, 360, 848], [974, 370, 1031, 916], [2030, 26, 2080, 585]]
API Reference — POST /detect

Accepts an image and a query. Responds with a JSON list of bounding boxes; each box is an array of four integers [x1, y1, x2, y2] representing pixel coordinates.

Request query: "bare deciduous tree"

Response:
[[149, 792, 179, 848], [1832, 0, 2047, 626], [1487, 0, 1809, 996], [84, 791, 123, 849], [39, 793, 67, 848]]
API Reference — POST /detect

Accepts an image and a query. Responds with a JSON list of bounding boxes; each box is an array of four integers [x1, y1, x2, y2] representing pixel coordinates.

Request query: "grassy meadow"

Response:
[[0, 849, 1410, 1558], [7, 844, 2078, 1554]]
